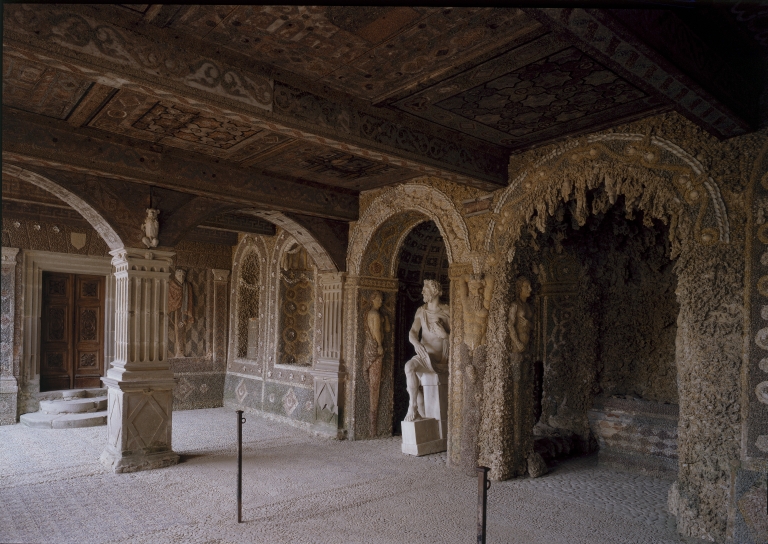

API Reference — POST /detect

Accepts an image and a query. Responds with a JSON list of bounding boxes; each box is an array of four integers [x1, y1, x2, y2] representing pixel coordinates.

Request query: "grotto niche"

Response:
[[393, 221, 450, 436], [518, 190, 680, 475]]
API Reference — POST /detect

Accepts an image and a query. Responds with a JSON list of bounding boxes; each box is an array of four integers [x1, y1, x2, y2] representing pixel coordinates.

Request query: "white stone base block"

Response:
[[101, 376, 179, 473], [100, 448, 179, 473], [401, 418, 447, 456]]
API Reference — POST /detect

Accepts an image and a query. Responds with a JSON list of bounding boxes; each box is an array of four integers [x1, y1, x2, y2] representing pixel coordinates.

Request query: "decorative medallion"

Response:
[[756, 381, 768, 405], [758, 276, 768, 298]]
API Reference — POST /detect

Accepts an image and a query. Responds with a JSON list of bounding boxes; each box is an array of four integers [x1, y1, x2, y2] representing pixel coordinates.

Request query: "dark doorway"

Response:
[[392, 221, 449, 435], [40, 272, 106, 392]]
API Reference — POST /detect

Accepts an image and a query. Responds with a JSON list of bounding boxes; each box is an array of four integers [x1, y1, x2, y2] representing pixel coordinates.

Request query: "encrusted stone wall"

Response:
[[168, 240, 233, 411], [224, 231, 318, 430], [344, 113, 762, 542]]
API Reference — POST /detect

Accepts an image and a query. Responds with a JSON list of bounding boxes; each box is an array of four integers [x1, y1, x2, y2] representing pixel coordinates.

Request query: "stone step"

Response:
[[40, 395, 107, 414], [36, 388, 107, 402], [20, 410, 107, 429]]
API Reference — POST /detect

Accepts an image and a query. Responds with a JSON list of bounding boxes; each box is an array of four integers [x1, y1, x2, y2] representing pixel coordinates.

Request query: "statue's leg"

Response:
[[369, 357, 383, 436], [416, 385, 425, 420], [403, 358, 422, 421]]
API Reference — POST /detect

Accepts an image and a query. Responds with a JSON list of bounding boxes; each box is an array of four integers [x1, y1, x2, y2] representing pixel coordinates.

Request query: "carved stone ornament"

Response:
[[348, 182, 471, 275], [459, 273, 494, 351], [141, 208, 160, 249]]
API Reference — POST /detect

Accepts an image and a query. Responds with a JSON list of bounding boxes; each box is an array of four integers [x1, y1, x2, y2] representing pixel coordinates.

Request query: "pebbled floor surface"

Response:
[[0, 407, 685, 544]]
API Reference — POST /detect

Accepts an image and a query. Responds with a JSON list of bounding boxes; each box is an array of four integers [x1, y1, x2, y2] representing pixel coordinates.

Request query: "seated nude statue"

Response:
[[404, 279, 450, 422]]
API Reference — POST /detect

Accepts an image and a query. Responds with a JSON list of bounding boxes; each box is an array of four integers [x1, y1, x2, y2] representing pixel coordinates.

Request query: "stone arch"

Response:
[[348, 182, 471, 276], [478, 131, 743, 542], [229, 235, 270, 366], [3, 164, 124, 249], [251, 211, 337, 273], [487, 133, 730, 260]]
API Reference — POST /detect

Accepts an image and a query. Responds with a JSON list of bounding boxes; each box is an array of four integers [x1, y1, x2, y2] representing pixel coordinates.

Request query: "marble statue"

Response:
[[508, 276, 533, 353], [141, 208, 160, 248], [363, 291, 390, 436], [168, 268, 194, 357], [404, 279, 450, 422], [458, 273, 494, 350]]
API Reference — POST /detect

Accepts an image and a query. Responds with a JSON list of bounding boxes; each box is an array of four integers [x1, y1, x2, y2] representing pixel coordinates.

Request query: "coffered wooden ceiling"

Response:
[[2, 4, 766, 247]]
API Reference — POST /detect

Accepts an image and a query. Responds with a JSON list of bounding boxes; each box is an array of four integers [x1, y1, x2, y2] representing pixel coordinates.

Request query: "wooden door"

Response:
[[40, 272, 105, 392], [41, 272, 73, 392], [73, 275, 105, 389]]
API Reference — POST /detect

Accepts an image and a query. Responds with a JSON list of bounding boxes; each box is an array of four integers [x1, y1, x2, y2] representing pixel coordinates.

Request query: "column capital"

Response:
[[109, 247, 175, 271], [212, 269, 230, 282], [1, 247, 19, 265]]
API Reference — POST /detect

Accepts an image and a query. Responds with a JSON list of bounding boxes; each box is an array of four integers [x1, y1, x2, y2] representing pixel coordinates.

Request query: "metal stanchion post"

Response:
[[477, 466, 490, 544], [237, 410, 246, 523]]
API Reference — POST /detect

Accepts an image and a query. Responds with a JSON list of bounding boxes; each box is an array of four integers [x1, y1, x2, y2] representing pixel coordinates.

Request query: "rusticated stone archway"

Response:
[[345, 182, 471, 442], [478, 132, 740, 542]]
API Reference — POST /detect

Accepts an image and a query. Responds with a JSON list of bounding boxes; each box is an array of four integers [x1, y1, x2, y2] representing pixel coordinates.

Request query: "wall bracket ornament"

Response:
[[141, 208, 160, 249]]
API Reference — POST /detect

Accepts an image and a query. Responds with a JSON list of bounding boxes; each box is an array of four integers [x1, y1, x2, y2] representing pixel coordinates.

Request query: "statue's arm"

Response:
[[409, 308, 429, 361], [508, 302, 524, 352]]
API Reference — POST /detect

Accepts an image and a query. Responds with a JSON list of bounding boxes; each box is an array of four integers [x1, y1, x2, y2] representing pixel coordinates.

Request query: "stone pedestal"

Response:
[[402, 371, 449, 456], [420, 371, 449, 439], [402, 418, 446, 456], [100, 248, 179, 473]]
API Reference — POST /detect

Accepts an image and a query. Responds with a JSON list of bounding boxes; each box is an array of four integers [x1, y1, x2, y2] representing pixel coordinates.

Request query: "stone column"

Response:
[[211, 269, 230, 367], [310, 272, 346, 436], [100, 248, 179, 473], [1, 248, 20, 425]]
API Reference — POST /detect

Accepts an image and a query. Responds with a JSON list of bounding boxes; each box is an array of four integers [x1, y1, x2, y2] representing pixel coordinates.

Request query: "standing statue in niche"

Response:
[[458, 274, 494, 351], [363, 291, 390, 437], [404, 279, 450, 422], [508, 275, 547, 477], [508, 276, 533, 353], [141, 208, 160, 248], [168, 268, 194, 358]]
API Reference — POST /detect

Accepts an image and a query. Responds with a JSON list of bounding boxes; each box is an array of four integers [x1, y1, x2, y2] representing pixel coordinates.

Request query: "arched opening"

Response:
[[392, 221, 450, 435], [512, 188, 679, 474]]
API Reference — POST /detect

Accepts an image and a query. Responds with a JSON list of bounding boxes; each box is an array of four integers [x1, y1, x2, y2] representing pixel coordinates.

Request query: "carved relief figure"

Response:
[[168, 268, 194, 358], [141, 208, 160, 248], [363, 291, 390, 436], [404, 280, 450, 422], [459, 274, 494, 350], [509, 277, 533, 353]]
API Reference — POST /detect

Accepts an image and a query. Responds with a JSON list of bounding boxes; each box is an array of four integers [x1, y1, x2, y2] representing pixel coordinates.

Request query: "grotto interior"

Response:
[[2, 4, 767, 543], [521, 192, 680, 475]]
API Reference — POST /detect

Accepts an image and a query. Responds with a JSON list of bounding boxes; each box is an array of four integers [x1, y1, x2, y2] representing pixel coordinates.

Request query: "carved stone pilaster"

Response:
[[1, 248, 20, 425], [311, 272, 346, 435], [343, 275, 399, 440], [100, 248, 179, 473], [211, 269, 230, 369]]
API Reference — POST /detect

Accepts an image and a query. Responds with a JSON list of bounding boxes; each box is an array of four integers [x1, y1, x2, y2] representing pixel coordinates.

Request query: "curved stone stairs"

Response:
[[20, 388, 108, 428]]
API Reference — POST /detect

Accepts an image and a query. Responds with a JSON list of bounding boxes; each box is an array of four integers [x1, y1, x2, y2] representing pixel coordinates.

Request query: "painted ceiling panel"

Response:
[[2, 55, 93, 120], [255, 142, 417, 191], [393, 37, 664, 149]]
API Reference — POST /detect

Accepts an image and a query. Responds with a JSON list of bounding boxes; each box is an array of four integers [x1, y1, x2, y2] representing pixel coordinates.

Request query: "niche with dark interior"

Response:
[[393, 221, 449, 435], [518, 191, 679, 466]]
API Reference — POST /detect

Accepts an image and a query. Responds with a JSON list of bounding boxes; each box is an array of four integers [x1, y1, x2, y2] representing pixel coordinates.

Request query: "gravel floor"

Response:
[[0, 407, 685, 544]]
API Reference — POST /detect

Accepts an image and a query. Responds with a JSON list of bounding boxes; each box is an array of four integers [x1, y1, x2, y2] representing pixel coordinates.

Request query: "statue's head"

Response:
[[467, 274, 484, 298], [146, 208, 159, 219], [371, 291, 383, 309], [516, 276, 532, 302], [174, 268, 186, 284], [422, 279, 442, 303]]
